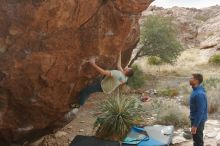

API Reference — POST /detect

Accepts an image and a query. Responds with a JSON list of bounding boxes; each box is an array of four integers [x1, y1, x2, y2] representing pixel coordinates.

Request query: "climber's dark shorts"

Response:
[[78, 78, 103, 106]]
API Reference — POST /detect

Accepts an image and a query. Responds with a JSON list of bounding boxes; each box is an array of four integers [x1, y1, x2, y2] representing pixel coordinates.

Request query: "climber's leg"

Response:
[[78, 81, 103, 106]]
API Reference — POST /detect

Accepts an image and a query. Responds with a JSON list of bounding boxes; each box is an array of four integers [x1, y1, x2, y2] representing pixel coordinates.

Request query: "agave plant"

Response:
[[94, 95, 144, 141]]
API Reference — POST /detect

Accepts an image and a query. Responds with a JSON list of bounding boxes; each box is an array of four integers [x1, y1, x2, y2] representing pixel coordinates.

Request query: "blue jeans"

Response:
[[192, 121, 205, 146], [78, 81, 103, 106]]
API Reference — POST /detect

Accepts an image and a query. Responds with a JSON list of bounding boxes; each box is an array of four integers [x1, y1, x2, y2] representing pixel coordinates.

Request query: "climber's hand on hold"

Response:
[[89, 57, 111, 77], [89, 58, 96, 65]]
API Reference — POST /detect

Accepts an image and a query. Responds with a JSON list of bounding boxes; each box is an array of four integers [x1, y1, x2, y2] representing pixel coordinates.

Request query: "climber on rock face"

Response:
[[65, 51, 134, 119], [73, 50, 134, 108]]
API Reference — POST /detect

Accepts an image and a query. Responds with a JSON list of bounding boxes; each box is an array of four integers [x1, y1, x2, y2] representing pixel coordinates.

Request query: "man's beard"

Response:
[[189, 80, 195, 87]]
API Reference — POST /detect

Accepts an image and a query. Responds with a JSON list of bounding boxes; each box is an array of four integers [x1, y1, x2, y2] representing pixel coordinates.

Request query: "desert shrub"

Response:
[[155, 101, 190, 128], [207, 89, 220, 114], [209, 54, 220, 66], [202, 77, 220, 114], [148, 56, 162, 65], [202, 77, 220, 89], [194, 14, 209, 22], [127, 65, 146, 89], [208, 96, 218, 114], [129, 15, 183, 66], [158, 87, 179, 97], [180, 83, 191, 94], [181, 95, 189, 107], [94, 95, 144, 141]]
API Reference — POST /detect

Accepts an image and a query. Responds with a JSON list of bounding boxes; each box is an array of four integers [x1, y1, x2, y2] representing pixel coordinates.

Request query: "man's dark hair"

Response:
[[125, 68, 134, 77], [192, 73, 203, 84]]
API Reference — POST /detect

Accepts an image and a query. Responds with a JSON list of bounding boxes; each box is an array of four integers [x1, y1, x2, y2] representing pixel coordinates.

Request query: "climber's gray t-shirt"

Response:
[[101, 70, 128, 94]]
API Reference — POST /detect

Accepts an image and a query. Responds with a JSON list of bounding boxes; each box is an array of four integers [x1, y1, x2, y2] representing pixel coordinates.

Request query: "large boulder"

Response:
[[198, 12, 220, 49], [0, 0, 152, 144]]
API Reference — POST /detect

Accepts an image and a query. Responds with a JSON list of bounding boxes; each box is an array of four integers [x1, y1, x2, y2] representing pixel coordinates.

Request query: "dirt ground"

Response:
[[30, 93, 102, 146], [31, 93, 220, 146]]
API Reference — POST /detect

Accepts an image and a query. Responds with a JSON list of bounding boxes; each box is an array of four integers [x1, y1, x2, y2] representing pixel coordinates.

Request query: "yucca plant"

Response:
[[94, 95, 144, 141]]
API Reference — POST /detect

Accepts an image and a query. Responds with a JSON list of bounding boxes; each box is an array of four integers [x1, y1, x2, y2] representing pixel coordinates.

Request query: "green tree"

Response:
[[127, 65, 146, 89], [129, 15, 182, 66]]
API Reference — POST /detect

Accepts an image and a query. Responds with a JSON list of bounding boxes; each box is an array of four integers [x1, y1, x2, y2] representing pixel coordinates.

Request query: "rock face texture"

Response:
[[143, 5, 220, 50], [0, 0, 152, 144]]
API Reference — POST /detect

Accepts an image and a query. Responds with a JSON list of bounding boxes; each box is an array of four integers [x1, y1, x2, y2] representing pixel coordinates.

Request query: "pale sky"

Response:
[[152, 0, 220, 8]]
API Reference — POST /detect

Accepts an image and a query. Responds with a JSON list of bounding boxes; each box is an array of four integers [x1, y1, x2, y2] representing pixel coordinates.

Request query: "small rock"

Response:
[[183, 130, 192, 139], [172, 136, 188, 144], [152, 114, 157, 117], [206, 120, 220, 126], [105, 30, 114, 36], [149, 117, 156, 121], [216, 132, 220, 140], [67, 126, 73, 129], [79, 129, 84, 132], [80, 121, 85, 123], [206, 131, 217, 138], [145, 90, 150, 94], [55, 131, 67, 138], [217, 140, 220, 146], [69, 136, 75, 142], [214, 128, 220, 131]]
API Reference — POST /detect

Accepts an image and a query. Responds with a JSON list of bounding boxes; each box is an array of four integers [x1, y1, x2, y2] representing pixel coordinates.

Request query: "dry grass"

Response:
[[136, 48, 220, 77], [158, 87, 179, 97], [142, 99, 190, 128], [207, 88, 220, 114], [155, 100, 190, 128], [181, 95, 189, 107]]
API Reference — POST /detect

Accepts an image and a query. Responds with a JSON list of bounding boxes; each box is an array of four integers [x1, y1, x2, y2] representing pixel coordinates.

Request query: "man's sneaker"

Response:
[[183, 129, 192, 139], [64, 108, 79, 121]]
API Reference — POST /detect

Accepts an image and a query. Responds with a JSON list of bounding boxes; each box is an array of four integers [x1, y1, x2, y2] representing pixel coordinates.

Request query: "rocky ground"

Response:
[[172, 120, 220, 146], [30, 93, 106, 146], [30, 91, 220, 146]]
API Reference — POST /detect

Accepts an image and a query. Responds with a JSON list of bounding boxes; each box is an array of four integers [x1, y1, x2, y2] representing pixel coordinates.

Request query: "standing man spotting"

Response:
[[189, 73, 208, 146]]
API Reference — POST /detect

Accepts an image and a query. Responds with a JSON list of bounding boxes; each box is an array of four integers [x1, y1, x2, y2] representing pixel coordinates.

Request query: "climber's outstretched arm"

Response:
[[89, 58, 111, 77], [117, 50, 123, 72]]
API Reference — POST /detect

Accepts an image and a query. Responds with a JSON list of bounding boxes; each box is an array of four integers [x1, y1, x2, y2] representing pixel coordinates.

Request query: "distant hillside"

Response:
[[141, 5, 220, 51]]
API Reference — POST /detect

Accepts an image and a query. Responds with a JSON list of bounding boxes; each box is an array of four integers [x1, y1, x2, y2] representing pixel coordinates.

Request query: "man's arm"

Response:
[[117, 51, 123, 72], [89, 58, 111, 77]]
